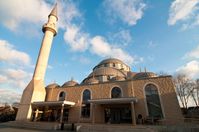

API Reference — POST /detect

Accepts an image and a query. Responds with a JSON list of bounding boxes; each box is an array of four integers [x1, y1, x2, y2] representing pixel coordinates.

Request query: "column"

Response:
[[34, 109, 39, 122], [131, 101, 136, 126], [60, 103, 64, 123], [92, 103, 95, 124]]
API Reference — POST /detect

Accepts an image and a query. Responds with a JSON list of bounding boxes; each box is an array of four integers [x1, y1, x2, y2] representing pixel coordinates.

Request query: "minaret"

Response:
[[16, 4, 58, 121]]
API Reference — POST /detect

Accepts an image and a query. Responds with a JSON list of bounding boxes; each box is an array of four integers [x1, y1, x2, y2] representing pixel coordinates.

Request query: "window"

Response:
[[82, 89, 91, 102], [145, 84, 163, 118], [111, 87, 122, 98], [59, 91, 66, 101], [81, 89, 91, 118], [113, 63, 116, 67], [104, 63, 108, 67]]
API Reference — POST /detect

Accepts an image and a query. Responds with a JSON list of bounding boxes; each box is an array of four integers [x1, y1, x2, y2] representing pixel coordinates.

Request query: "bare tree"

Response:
[[173, 74, 195, 109], [190, 79, 199, 107]]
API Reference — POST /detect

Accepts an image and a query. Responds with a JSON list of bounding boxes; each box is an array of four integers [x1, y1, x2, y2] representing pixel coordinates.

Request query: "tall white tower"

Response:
[[16, 4, 58, 121]]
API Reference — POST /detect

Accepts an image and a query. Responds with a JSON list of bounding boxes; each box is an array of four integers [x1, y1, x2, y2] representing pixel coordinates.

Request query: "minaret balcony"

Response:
[[42, 23, 57, 36]]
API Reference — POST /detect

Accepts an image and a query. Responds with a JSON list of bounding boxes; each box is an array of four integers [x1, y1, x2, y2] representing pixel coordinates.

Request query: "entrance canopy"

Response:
[[88, 97, 138, 105], [32, 100, 75, 107]]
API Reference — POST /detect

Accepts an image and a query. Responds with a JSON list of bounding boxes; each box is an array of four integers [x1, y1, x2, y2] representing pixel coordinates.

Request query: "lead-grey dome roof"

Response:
[[46, 83, 60, 88], [93, 58, 130, 72], [62, 80, 79, 87]]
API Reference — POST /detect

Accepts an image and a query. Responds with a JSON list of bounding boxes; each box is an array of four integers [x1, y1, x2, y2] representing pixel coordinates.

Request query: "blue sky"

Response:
[[1, 0, 199, 104]]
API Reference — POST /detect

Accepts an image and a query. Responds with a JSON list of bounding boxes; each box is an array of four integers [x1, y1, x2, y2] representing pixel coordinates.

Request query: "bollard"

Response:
[[71, 123, 75, 131], [61, 122, 64, 130]]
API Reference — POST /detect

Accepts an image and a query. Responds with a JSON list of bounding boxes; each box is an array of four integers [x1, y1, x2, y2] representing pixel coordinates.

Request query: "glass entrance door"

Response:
[[104, 106, 132, 124], [110, 109, 121, 123]]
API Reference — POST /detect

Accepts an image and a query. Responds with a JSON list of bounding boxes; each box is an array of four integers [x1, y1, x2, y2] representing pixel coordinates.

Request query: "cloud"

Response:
[[0, 89, 21, 104], [64, 24, 89, 51], [58, 0, 81, 29], [64, 26, 139, 64], [0, 39, 32, 104], [61, 1, 140, 65], [5, 69, 31, 80], [168, 0, 199, 27], [0, 39, 31, 65], [0, 75, 7, 83], [176, 60, 199, 79], [0, 0, 51, 31], [90, 36, 139, 64], [184, 45, 199, 59], [103, 0, 146, 26], [0, 68, 32, 89], [0, 0, 140, 66], [58, 0, 90, 52], [108, 29, 132, 46]]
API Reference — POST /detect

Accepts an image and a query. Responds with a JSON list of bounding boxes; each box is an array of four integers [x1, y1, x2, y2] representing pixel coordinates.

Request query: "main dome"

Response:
[[93, 58, 130, 72], [82, 58, 131, 84]]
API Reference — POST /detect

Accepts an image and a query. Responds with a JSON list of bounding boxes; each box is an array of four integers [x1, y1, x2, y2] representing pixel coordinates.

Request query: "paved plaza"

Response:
[[0, 125, 58, 132]]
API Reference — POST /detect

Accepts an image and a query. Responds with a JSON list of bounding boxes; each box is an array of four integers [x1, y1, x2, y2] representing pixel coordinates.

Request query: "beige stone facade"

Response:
[[42, 74, 183, 125]]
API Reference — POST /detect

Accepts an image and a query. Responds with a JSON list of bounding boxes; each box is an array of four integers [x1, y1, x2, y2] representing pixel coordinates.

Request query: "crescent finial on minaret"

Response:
[[49, 3, 58, 21]]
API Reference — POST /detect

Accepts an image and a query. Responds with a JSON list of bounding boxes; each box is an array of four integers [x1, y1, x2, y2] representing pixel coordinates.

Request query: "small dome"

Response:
[[46, 83, 60, 88], [84, 77, 99, 84], [62, 80, 79, 87], [133, 72, 157, 79]]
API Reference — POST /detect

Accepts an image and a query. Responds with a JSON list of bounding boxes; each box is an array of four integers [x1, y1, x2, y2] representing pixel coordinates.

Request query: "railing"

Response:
[[137, 116, 199, 125]]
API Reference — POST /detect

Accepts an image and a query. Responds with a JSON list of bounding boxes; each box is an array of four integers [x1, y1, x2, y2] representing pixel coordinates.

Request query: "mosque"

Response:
[[16, 4, 183, 125]]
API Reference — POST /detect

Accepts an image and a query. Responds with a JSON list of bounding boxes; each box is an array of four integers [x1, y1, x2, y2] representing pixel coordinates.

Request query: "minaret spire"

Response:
[[49, 3, 58, 21]]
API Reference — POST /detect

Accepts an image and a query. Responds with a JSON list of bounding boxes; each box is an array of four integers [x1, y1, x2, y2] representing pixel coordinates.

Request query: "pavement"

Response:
[[0, 124, 70, 132]]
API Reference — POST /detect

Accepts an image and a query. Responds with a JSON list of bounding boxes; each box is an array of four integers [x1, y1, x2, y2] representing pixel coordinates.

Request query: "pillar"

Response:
[[92, 103, 95, 124], [60, 103, 64, 123], [34, 109, 39, 122], [131, 101, 136, 126]]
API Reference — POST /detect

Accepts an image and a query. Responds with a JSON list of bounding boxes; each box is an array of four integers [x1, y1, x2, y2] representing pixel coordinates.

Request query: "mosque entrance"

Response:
[[31, 101, 75, 123], [104, 106, 132, 124]]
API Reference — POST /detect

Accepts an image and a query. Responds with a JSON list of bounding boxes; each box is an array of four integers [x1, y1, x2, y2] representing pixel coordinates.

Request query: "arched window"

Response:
[[111, 87, 122, 98], [58, 91, 66, 101], [81, 89, 91, 118], [145, 84, 163, 118], [83, 89, 91, 102]]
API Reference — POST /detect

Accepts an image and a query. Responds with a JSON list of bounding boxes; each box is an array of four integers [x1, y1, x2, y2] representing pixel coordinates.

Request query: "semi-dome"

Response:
[[84, 77, 99, 84], [133, 72, 157, 79], [114, 76, 126, 81], [62, 80, 79, 87], [46, 83, 60, 88]]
